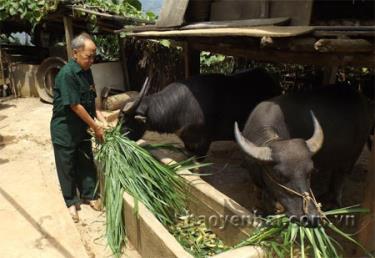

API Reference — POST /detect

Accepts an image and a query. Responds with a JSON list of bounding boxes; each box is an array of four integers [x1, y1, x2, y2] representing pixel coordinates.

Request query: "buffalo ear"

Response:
[[134, 115, 147, 124]]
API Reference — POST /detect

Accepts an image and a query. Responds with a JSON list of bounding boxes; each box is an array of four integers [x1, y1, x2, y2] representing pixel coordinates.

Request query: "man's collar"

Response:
[[69, 59, 83, 74]]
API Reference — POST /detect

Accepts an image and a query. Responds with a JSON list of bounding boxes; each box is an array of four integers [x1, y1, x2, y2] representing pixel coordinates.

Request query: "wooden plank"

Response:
[[156, 0, 190, 27], [210, 1, 262, 21], [180, 17, 290, 30], [63, 16, 73, 59], [185, 0, 211, 23], [270, 0, 313, 25], [260, 0, 270, 18], [189, 41, 375, 67], [129, 26, 314, 38]]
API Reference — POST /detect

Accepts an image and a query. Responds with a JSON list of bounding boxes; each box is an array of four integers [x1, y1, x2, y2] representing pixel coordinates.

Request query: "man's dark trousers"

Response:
[[53, 140, 97, 207]]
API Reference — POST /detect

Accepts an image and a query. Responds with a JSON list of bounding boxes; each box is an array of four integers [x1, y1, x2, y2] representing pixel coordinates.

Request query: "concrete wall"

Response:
[[10, 61, 124, 104], [10, 64, 40, 97], [91, 62, 125, 109], [123, 141, 266, 258], [91, 62, 125, 96]]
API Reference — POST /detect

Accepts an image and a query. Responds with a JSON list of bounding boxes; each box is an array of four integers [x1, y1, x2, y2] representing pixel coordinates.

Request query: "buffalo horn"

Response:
[[122, 77, 151, 114], [305, 111, 324, 154], [234, 122, 273, 162]]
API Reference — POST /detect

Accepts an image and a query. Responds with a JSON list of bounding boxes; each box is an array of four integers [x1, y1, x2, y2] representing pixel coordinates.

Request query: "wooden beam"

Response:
[[183, 41, 200, 79], [190, 42, 375, 67], [314, 30, 375, 38], [129, 26, 314, 38], [68, 6, 153, 24], [63, 16, 73, 59], [180, 17, 290, 30], [314, 39, 374, 53], [261, 37, 316, 52]]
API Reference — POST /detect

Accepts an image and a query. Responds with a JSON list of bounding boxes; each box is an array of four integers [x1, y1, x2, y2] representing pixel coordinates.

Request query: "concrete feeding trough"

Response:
[[122, 141, 265, 258]]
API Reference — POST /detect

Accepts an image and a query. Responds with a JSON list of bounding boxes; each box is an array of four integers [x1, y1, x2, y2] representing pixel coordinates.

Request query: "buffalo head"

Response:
[[119, 77, 150, 140], [234, 112, 324, 227]]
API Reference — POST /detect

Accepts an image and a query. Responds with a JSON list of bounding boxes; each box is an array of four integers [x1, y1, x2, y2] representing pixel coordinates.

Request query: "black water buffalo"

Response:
[[234, 86, 374, 226], [119, 68, 281, 157]]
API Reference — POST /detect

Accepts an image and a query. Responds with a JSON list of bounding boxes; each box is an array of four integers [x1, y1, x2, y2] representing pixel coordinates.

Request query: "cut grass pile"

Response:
[[169, 211, 229, 257], [236, 205, 373, 258]]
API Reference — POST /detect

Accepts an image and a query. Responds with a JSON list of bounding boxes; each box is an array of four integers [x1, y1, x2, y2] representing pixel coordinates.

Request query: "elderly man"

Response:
[[50, 32, 104, 222]]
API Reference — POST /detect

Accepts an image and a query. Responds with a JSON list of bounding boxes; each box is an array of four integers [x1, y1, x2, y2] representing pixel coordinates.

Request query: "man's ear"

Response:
[[72, 49, 79, 60], [134, 115, 147, 124]]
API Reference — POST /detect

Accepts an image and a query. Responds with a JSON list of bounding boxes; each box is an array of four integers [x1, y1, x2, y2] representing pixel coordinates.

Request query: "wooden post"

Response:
[[118, 36, 131, 91], [357, 144, 375, 255], [322, 66, 338, 85], [183, 41, 200, 79], [63, 16, 74, 59]]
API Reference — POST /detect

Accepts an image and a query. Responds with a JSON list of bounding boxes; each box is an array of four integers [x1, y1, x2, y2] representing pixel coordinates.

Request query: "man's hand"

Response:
[[93, 125, 104, 143], [70, 104, 106, 142]]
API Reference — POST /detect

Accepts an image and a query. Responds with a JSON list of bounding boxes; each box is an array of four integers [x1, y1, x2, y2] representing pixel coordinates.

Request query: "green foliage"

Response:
[[92, 34, 119, 61], [74, 0, 155, 22], [200, 51, 234, 75], [0, 0, 59, 26], [0, 0, 155, 28], [158, 39, 171, 48]]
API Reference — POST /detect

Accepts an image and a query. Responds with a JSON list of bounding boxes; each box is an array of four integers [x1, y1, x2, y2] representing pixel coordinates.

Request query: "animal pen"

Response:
[[124, 0, 375, 256]]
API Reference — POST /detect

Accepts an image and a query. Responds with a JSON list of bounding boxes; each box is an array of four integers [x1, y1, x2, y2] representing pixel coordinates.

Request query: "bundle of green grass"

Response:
[[236, 205, 373, 258], [95, 125, 207, 256]]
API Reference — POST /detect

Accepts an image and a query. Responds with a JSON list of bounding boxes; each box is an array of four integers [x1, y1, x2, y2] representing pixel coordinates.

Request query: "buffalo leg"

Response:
[[318, 169, 346, 209], [331, 169, 346, 207]]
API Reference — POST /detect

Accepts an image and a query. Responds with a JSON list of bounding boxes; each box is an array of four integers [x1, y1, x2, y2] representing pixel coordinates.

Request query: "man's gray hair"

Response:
[[71, 32, 93, 50]]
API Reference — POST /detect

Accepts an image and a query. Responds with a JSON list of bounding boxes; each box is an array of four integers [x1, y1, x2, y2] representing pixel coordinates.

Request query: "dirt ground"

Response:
[[0, 98, 139, 258]]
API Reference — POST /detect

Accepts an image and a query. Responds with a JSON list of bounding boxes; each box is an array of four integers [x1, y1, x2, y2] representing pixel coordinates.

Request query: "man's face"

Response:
[[73, 39, 96, 70]]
